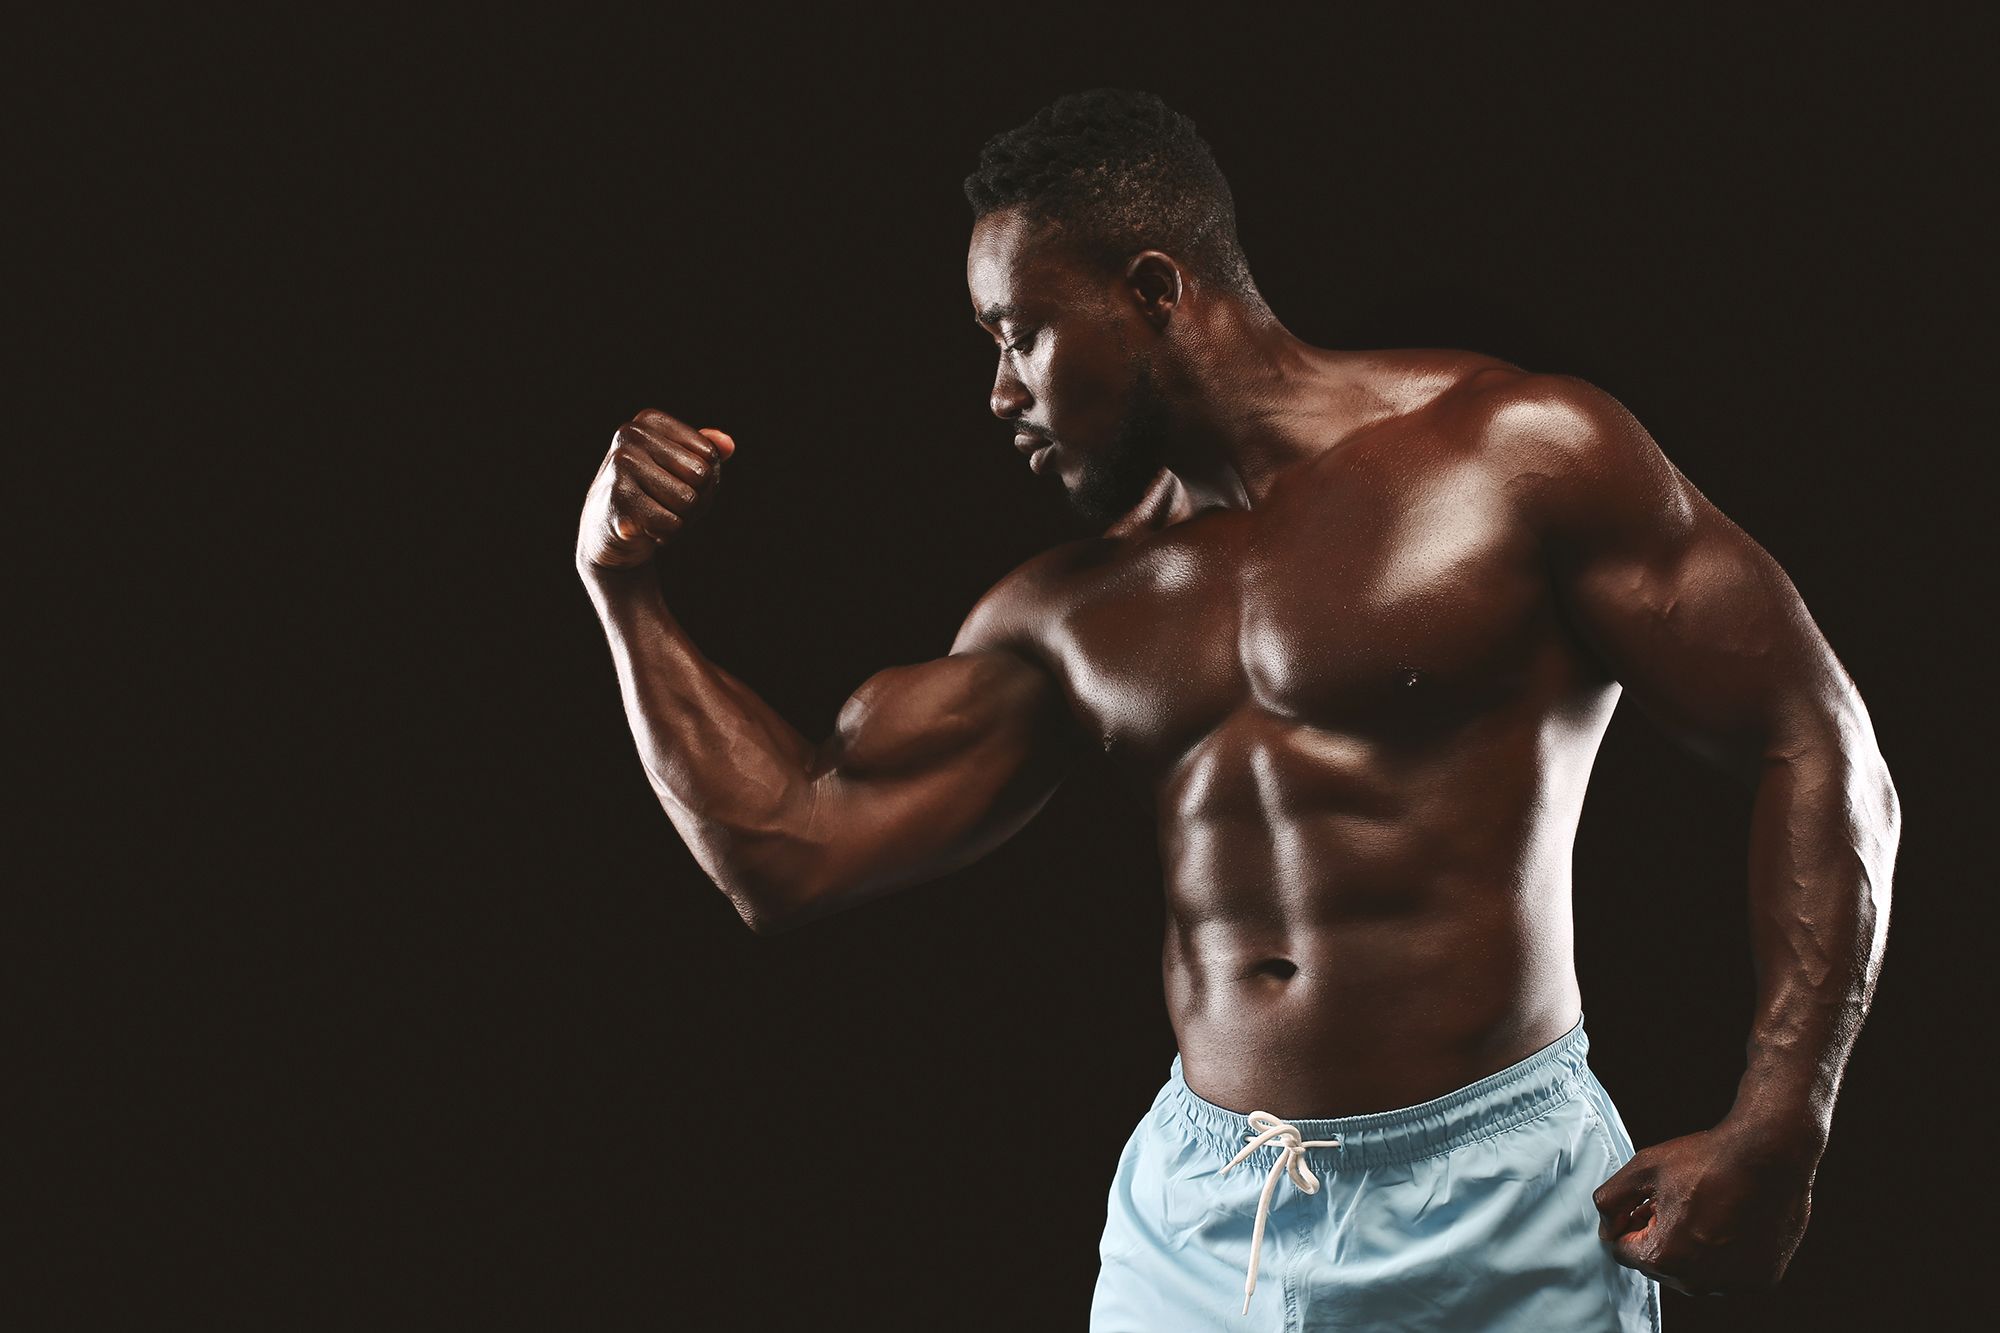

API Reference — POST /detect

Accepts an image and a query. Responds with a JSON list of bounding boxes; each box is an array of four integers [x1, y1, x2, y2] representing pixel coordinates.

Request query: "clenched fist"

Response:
[[576, 408, 736, 571], [1593, 1118, 1818, 1296]]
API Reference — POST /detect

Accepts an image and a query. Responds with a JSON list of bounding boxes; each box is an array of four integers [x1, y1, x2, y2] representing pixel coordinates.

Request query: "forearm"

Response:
[[1729, 695, 1900, 1163], [579, 562, 826, 928]]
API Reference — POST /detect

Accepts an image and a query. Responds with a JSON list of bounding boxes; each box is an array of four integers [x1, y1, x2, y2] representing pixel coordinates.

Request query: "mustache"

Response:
[[1010, 422, 1055, 442]]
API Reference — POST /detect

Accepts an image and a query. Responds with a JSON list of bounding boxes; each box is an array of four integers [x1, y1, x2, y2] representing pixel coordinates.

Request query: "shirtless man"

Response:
[[575, 90, 1898, 1330]]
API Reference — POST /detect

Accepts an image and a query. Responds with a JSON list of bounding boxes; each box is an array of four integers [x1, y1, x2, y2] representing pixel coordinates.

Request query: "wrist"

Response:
[[1728, 1056, 1836, 1150], [577, 553, 658, 593], [1719, 1100, 1830, 1177], [578, 557, 672, 629]]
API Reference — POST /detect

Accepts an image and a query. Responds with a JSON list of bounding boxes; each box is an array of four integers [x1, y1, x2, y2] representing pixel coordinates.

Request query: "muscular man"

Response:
[[575, 90, 1898, 1330]]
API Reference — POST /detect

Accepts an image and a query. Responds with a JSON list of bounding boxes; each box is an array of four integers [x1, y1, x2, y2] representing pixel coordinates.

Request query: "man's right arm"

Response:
[[579, 555, 1089, 936]]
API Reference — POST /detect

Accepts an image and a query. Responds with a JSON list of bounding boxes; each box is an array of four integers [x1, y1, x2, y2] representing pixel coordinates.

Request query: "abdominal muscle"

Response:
[[1163, 885, 1585, 1118]]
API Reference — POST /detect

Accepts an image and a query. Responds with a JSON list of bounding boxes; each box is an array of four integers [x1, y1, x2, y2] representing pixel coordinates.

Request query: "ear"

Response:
[[1122, 250, 1183, 330]]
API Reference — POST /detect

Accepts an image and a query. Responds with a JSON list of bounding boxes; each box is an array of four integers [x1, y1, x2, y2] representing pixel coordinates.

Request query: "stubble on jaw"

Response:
[[1064, 353, 1173, 532]]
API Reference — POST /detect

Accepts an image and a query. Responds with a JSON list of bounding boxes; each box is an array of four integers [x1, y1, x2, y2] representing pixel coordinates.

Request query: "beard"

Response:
[[1064, 353, 1172, 531]]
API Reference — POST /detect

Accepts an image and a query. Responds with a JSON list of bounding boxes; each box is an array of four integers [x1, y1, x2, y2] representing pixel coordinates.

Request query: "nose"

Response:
[[989, 362, 1031, 421]]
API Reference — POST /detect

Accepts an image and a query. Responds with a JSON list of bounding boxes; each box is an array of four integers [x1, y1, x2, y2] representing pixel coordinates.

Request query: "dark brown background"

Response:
[[18, 4, 1988, 1328]]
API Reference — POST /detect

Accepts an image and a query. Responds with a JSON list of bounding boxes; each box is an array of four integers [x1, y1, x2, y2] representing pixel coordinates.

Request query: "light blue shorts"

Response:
[[1090, 1014, 1662, 1331]]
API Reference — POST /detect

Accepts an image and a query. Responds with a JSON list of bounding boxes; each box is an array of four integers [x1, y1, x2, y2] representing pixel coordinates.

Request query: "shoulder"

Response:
[[1434, 365, 1699, 549], [832, 542, 1094, 739], [1449, 365, 1648, 455], [1305, 348, 1560, 465], [949, 537, 1108, 662], [1319, 347, 1518, 426], [1357, 352, 1650, 455]]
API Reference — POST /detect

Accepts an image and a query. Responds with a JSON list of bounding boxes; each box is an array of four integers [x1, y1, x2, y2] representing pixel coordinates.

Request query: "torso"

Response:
[[1020, 352, 1621, 1117]]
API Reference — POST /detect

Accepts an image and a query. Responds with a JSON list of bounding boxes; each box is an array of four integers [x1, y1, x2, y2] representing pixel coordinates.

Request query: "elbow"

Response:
[[744, 881, 849, 938], [690, 808, 838, 938], [721, 877, 795, 939], [728, 885, 781, 936], [725, 863, 839, 939], [739, 895, 807, 938], [1754, 690, 1896, 785], [1877, 770, 1903, 857], [1837, 711, 1903, 849]]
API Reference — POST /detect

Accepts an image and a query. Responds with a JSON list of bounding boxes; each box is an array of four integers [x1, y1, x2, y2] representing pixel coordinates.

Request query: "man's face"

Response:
[[968, 208, 1172, 528]]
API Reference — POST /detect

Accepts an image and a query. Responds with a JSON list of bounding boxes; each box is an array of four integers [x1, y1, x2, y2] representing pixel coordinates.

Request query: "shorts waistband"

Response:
[[1167, 1013, 1592, 1171]]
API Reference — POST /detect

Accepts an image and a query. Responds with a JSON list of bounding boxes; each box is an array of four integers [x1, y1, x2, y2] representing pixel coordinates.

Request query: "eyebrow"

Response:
[[974, 302, 1030, 329]]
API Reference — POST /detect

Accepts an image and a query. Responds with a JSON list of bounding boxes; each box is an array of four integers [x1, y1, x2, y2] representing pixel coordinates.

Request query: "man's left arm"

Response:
[[1495, 373, 1901, 1295]]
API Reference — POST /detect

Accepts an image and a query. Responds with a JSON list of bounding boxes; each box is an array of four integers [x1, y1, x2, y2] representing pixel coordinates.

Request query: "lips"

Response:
[[1015, 433, 1055, 473]]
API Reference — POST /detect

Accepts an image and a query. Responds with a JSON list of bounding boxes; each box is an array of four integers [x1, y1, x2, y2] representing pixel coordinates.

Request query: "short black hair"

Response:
[[963, 88, 1257, 301]]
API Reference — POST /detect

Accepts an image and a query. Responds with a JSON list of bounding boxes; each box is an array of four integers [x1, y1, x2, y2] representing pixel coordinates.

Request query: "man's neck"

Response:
[[1156, 303, 1368, 514]]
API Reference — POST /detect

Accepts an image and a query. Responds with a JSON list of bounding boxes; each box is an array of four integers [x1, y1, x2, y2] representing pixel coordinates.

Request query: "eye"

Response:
[[1005, 330, 1039, 355]]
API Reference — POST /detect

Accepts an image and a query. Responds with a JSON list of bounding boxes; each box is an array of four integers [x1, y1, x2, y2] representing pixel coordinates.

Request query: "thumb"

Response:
[[1592, 1157, 1658, 1240], [1606, 1196, 1663, 1278], [697, 427, 736, 460]]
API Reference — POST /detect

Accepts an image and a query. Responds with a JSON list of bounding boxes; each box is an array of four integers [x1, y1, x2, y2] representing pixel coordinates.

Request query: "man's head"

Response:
[[964, 89, 1260, 527]]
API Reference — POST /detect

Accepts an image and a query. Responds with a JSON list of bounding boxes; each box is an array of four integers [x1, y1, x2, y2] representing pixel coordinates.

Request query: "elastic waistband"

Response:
[[1167, 1013, 1591, 1170]]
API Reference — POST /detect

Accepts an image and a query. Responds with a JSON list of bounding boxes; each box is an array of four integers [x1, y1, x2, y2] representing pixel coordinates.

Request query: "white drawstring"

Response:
[[1220, 1111, 1342, 1316]]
